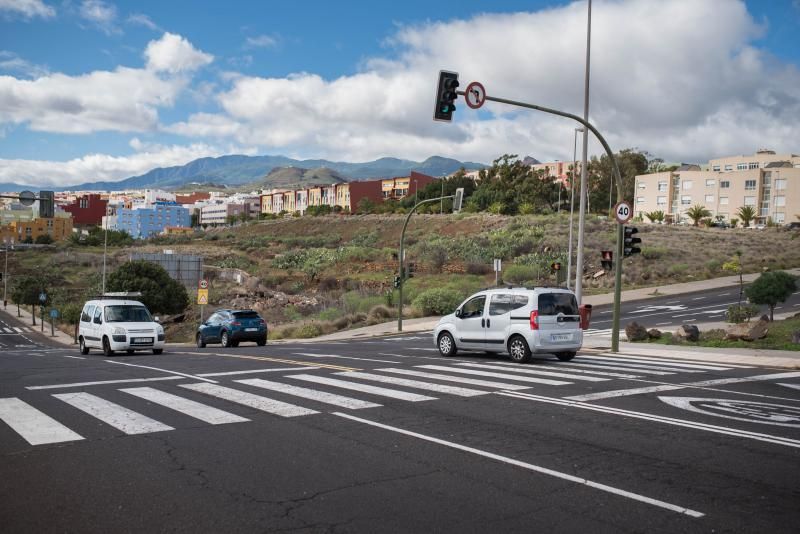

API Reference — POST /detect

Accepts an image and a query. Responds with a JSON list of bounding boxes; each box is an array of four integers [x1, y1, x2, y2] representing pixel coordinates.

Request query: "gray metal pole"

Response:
[[102, 218, 108, 295], [3, 240, 7, 309], [567, 128, 582, 290], [574, 0, 592, 304]]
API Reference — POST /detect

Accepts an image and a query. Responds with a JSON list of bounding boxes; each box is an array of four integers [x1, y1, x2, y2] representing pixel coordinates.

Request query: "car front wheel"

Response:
[[437, 332, 457, 357], [221, 330, 231, 348], [196, 334, 206, 348], [102, 336, 115, 357], [508, 335, 531, 363], [79, 337, 89, 355]]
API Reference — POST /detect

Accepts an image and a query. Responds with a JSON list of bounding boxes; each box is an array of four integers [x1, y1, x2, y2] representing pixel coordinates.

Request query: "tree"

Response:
[[737, 206, 756, 228], [722, 250, 744, 305], [35, 234, 53, 244], [10, 275, 41, 325], [744, 271, 797, 321], [644, 210, 665, 223], [60, 302, 83, 344], [686, 204, 712, 227], [586, 149, 648, 214], [106, 260, 189, 316]]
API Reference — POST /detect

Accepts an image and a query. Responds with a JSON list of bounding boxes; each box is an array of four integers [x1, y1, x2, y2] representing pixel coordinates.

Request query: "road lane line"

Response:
[[417, 365, 571, 386], [236, 378, 381, 409], [334, 371, 489, 397], [690, 371, 800, 387], [332, 412, 704, 518], [53, 392, 173, 435], [197, 367, 318, 377], [566, 385, 687, 402], [579, 356, 731, 371], [293, 352, 401, 364], [121, 387, 250, 425], [779, 383, 800, 391], [62, 356, 85, 360], [554, 362, 676, 376], [455, 363, 609, 382], [105, 360, 218, 383], [572, 360, 705, 373], [0, 398, 84, 445], [378, 368, 532, 390], [180, 383, 318, 417], [287, 374, 436, 402], [499, 391, 800, 450], [27, 376, 185, 390], [211, 353, 357, 372], [596, 353, 753, 369]]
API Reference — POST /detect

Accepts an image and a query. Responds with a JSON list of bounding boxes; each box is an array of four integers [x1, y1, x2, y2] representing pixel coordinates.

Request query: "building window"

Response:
[[705, 179, 716, 187], [656, 196, 667, 206], [749, 162, 759, 169], [745, 180, 756, 190], [681, 195, 691, 205], [737, 163, 747, 170], [682, 181, 692, 190], [775, 179, 786, 190], [657, 181, 667, 192], [775, 213, 785, 223], [712, 165, 720, 172], [743, 196, 756, 206], [638, 182, 646, 189], [775, 196, 786, 207], [704, 195, 714, 203], [719, 197, 729, 205], [636, 197, 645, 204], [720, 180, 730, 189], [724, 165, 733, 171]]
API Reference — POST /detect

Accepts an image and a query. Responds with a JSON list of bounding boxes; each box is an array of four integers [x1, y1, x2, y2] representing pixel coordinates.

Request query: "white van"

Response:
[[433, 287, 583, 363], [78, 295, 165, 356]]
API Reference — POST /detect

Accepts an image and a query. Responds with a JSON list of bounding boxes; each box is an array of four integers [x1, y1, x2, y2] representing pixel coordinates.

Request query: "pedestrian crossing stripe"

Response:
[[0, 355, 753, 447]]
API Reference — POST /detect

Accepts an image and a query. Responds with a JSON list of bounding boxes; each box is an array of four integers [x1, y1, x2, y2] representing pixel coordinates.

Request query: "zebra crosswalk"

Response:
[[0, 354, 751, 448], [0, 326, 35, 334]]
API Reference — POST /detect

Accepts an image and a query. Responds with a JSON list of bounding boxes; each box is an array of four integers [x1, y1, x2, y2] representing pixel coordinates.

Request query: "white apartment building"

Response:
[[634, 149, 800, 225]]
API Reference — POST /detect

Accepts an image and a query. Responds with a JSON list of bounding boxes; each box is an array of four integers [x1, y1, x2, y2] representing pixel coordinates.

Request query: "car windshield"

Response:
[[105, 305, 153, 323]]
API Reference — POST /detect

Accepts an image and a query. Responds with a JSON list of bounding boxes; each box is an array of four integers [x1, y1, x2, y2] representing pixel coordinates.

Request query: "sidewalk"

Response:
[[1, 303, 77, 346]]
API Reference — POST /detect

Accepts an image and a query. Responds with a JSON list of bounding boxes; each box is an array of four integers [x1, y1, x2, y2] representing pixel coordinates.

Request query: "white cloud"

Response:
[[0, 141, 254, 187], [0, 51, 49, 78], [169, 0, 800, 165], [244, 35, 277, 49], [144, 32, 214, 73], [78, 0, 119, 35], [127, 13, 159, 31], [0, 0, 54, 19]]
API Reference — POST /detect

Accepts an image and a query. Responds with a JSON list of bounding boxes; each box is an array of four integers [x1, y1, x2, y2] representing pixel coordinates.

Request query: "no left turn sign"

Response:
[[465, 81, 486, 109], [614, 201, 633, 224]]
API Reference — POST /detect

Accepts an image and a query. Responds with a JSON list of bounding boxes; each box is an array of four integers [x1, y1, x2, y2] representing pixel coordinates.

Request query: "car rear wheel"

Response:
[[196, 334, 206, 348], [102, 336, 115, 357], [257, 337, 266, 346], [152, 349, 163, 355], [126, 350, 134, 355], [231, 341, 239, 347], [508, 335, 531, 363], [220, 330, 231, 348], [437, 332, 457, 357], [556, 351, 576, 362], [79, 337, 89, 355]]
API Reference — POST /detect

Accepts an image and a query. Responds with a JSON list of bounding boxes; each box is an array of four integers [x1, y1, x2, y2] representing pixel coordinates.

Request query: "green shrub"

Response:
[[518, 202, 536, 215], [341, 291, 385, 314], [317, 308, 343, 321], [726, 304, 760, 323], [295, 323, 323, 338], [284, 305, 302, 321], [504, 264, 538, 284], [368, 304, 394, 321], [667, 263, 689, 275], [412, 288, 463, 315], [641, 247, 669, 260]]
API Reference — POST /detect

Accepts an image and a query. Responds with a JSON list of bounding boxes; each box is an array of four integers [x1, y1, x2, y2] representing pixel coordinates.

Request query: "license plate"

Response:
[[551, 333, 572, 342], [133, 337, 153, 343], [245, 328, 258, 332]]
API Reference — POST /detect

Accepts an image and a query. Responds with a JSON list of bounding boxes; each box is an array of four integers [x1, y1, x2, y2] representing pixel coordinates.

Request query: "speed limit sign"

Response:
[[614, 201, 633, 224]]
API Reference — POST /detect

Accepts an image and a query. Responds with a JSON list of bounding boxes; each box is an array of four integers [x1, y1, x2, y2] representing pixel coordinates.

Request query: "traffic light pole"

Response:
[[460, 90, 626, 351], [398, 195, 454, 332]]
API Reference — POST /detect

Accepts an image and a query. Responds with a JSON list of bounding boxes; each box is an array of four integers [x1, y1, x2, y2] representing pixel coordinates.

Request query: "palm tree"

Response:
[[737, 206, 757, 228], [686, 204, 712, 227]]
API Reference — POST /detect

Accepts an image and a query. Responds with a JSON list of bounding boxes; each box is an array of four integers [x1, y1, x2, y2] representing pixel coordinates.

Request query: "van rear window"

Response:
[[538, 293, 578, 316], [232, 311, 260, 319]]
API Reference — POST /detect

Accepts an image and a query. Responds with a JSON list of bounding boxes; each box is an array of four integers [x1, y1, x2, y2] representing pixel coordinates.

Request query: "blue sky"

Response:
[[0, 0, 799, 187]]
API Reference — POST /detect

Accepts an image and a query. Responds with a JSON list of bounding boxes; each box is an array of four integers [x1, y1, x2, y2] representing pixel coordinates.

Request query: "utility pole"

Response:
[[2, 238, 10, 308], [574, 0, 592, 305], [567, 128, 583, 290]]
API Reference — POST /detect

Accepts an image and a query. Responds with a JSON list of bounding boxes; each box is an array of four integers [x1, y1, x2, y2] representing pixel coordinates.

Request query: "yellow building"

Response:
[[0, 215, 73, 243]]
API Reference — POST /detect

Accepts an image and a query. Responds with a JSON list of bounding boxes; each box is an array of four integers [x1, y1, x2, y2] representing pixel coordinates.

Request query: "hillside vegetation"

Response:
[[10, 213, 799, 343]]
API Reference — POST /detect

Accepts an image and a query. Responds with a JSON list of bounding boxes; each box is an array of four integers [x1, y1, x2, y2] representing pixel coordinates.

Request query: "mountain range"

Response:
[[0, 154, 487, 193]]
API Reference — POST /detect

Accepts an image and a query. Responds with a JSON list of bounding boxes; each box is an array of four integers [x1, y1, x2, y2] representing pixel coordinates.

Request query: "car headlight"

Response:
[[112, 327, 126, 336], [156, 325, 164, 334]]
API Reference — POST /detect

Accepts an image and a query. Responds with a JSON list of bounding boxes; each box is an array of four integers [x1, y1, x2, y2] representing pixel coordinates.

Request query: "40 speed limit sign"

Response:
[[613, 201, 633, 224]]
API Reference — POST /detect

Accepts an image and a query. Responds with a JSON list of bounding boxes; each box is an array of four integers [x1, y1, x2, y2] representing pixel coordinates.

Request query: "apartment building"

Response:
[[634, 150, 800, 225], [199, 202, 248, 226], [61, 194, 108, 228], [117, 202, 191, 238], [0, 214, 73, 243]]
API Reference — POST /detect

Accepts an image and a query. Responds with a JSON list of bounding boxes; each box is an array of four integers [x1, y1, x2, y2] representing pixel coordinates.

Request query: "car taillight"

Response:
[[530, 310, 539, 330], [231, 321, 241, 326]]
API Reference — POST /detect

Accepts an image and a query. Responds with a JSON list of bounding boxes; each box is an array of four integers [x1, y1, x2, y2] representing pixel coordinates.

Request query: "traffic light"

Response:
[[550, 262, 562, 273], [38, 190, 54, 218], [453, 187, 464, 213], [433, 70, 459, 122], [408, 262, 416, 278], [601, 250, 613, 270], [623, 226, 642, 256], [394, 275, 401, 289]]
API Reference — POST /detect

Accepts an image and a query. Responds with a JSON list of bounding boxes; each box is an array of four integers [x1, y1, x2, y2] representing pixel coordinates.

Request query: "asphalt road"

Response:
[[586, 283, 800, 337], [2, 311, 799, 533]]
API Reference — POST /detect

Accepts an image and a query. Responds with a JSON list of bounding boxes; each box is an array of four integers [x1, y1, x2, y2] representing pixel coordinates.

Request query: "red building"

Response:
[[176, 192, 211, 205], [62, 194, 108, 228]]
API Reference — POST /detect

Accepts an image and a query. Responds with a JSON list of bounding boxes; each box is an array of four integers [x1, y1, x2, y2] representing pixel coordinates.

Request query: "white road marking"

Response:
[[335, 371, 488, 397], [690, 371, 800, 387], [408, 348, 439, 352], [566, 385, 687, 402], [500, 391, 800, 450], [573, 358, 705, 373], [121, 387, 250, 425], [105, 360, 217, 383], [778, 383, 800, 391], [62, 356, 85, 360], [547, 362, 675, 376], [455, 363, 609, 382], [656, 322, 672, 326], [603, 354, 752, 369], [180, 383, 318, 417], [718, 292, 730, 296], [485, 361, 641, 379], [580, 355, 731, 371], [287, 374, 436, 402], [378, 368, 532, 391], [236, 378, 381, 409], [692, 297, 706, 301], [197, 367, 317, 377], [53, 392, 173, 435], [658, 397, 800, 428], [292, 352, 401, 364], [27, 376, 185, 390], [0, 398, 84, 445], [379, 352, 456, 362], [333, 412, 704, 518], [417, 365, 571, 386], [13, 327, 23, 333]]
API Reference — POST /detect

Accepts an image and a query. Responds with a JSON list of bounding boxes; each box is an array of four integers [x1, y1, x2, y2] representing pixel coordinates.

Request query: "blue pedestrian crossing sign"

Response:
[[39, 292, 47, 303], [50, 309, 58, 319]]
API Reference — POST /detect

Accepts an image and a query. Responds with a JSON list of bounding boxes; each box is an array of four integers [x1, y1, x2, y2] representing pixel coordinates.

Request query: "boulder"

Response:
[[725, 318, 769, 341], [647, 329, 662, 339], [674, 324, 700, 342], [625, 322, 649, 342]]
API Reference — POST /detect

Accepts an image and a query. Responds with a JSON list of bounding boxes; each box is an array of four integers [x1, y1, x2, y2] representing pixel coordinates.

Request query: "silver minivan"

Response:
[[433, 287, 583, 363]]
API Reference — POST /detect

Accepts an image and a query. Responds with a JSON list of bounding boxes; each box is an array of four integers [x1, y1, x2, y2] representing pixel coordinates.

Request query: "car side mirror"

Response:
[[154, 317, 161, 323], [454, 309, 462, 318], [93, 318, 101, 324]]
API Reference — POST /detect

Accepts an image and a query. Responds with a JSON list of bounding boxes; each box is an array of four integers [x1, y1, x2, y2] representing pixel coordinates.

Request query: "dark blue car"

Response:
[[197, 309, 267, 348]]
